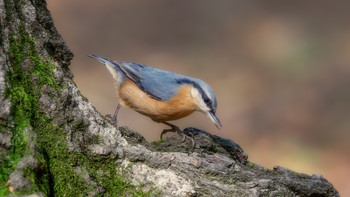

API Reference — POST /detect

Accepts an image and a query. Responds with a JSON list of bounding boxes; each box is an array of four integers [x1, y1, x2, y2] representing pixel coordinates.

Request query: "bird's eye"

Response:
[[204, 98, 211, 104]]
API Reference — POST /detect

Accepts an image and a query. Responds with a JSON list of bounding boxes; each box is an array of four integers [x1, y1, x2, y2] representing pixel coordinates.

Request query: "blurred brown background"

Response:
[[47, 0, 350, 195]]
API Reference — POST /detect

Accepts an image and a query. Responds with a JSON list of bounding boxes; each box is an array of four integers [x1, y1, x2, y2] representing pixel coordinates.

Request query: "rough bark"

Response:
[[0, 0, 339, 196]]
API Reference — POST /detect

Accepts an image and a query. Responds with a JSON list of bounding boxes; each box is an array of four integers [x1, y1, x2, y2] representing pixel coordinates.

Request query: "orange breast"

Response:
[[118, 78, 197, 122]]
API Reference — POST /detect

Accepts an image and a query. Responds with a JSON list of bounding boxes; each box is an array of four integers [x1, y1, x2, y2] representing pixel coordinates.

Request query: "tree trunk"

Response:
[[0, 0, 339, 196]]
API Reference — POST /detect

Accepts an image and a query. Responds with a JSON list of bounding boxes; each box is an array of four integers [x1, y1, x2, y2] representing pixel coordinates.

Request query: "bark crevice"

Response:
[[0, 0, 339, 196]]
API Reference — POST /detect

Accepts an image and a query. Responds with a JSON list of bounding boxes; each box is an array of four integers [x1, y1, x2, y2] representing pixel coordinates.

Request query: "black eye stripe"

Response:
[[176, 78, 214, 107], [203, 96, 212, 108], [204, 98, 211, 103]]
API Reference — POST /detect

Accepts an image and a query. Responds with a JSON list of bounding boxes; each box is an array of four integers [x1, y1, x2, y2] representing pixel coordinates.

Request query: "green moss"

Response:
[[35, 117, 156, 196], [0, 26, 41, 195], [0, 20, 3, 47], [151, 139, 164, 147], [248, 162, 255, 168], [89, 160, 156, 196], [36, 122, 92, 196], [4, 0, 12, 23], [1, 26, 156, 196]]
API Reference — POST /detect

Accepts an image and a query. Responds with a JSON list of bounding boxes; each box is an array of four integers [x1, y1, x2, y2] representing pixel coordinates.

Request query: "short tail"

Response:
[[88, 55, 127, 83], [88, 54, 121, 69], [88, 54, 110, 64]]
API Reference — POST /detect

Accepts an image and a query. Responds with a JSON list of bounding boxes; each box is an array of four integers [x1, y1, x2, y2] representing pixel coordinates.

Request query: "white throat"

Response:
[[190, 87, 209, 112]]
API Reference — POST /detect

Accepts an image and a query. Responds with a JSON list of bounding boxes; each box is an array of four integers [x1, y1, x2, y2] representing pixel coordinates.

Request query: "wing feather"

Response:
[[89, 55, 192, 101], [116, 61, 185, 101]]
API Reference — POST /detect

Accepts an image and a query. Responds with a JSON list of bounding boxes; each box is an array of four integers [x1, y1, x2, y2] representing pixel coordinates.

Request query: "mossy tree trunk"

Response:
[[0, 0, 339, 196]]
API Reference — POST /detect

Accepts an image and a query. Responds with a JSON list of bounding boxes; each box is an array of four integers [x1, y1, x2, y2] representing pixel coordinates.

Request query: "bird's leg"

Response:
[[161, 122, 195, 147], [112, 104, 121, 123], [105, 104, 121, 128], [160, 122, 182, 139]]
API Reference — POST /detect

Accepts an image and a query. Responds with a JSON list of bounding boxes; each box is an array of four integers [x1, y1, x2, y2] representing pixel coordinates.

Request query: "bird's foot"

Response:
[[105, 104, 121, 129], [105, 114, 113, 121], [105, 114, 119, 129], [161, 122, 195, 148], [180, 131, 195, 148]]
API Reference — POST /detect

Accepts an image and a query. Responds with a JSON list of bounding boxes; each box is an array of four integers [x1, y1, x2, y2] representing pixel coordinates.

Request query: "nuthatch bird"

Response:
[[89, 55, 222, 139]]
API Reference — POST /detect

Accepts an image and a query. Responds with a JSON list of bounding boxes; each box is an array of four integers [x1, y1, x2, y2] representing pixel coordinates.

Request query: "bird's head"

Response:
[[190, 79, 222, 130]]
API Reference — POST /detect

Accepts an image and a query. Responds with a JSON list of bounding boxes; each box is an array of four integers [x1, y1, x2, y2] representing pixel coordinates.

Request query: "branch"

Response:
[[0, 0, 339, 196]]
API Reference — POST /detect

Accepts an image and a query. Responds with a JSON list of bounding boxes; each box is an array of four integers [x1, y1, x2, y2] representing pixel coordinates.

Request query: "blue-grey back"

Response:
[[117, 61, 193, 101], [88, 55, 217, 105], [116, 61, 217, 110]]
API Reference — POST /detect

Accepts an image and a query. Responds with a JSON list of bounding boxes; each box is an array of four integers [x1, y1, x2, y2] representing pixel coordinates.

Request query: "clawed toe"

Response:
[[105, 104, 121, 129], [105, 114, 116, 126], [161, 122, 195, 148], [179, 132, 195, 147], [160, 128, 174, 140], [105, 114, 113, 120]]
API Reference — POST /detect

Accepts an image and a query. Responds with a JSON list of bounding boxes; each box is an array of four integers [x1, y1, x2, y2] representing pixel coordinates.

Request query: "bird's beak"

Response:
[[207, 111, 222, 130]]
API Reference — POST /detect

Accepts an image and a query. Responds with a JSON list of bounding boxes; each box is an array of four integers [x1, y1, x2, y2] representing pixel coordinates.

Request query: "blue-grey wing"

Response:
[[117, 61, 185, 101]]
